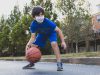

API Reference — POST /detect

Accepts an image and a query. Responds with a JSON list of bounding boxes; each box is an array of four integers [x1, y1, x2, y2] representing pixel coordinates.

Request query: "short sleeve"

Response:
[[30, 22, 37, 33], [46, 18, 57, 31], [51, 22, 56, 31]]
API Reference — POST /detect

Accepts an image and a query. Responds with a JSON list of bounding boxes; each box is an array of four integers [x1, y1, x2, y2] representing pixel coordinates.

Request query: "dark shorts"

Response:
[[33, 32, 57, 48]]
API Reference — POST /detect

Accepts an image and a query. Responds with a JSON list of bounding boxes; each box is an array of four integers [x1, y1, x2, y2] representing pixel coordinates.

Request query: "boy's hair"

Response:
[[32, 6, 44, 18]]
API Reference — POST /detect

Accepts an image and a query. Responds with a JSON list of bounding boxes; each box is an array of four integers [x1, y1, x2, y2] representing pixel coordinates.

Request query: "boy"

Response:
[[23, 6, 66, 71]]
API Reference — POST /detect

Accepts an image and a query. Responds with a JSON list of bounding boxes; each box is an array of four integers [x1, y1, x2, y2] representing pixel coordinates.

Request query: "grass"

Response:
[[42, 52, 100, 58], [0, 52, 100, 60], [0, 56, 25, 60]]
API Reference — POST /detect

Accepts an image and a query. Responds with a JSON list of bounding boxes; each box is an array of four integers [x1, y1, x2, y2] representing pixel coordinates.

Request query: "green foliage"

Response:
[[57, 0, 92, 53], [23, 4, 31, 15], [6, 5, 21, 28], [0, 25, 10, 56], [0, 0, 92, 56]]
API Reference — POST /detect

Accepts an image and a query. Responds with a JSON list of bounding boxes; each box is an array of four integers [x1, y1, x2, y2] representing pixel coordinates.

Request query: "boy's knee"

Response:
[[51, 42, 58, 48]]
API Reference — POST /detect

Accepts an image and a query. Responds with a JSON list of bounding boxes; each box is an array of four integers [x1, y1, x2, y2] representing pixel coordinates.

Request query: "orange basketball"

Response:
[[26, 47, 41, 63]]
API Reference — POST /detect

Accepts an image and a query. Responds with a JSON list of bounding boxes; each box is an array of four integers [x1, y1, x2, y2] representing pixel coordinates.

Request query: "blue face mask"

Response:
[[35, 16, 44, 23]]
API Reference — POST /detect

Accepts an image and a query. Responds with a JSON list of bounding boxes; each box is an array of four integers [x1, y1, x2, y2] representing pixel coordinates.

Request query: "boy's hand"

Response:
[[25, 43, 38, 51], [61, 42, 67, 50], [25, 44, 32, 51]]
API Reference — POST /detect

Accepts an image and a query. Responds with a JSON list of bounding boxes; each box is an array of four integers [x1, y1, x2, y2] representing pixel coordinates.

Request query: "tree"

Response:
[[57, 0, 92, 53], [4, 5, 22, 56], [8, 4, 33, 56], [0, 15, 11, 56], [6, 5, 21, 29], [0, 16, 5, 32], [23, 4, 31, 15], [0, 25, 10, 56]]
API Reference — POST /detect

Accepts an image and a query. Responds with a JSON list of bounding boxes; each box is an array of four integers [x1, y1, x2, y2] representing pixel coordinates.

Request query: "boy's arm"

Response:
[[55, 26, 67, 49], [27, 33, 35, 45], [26, 33, 36, 50]]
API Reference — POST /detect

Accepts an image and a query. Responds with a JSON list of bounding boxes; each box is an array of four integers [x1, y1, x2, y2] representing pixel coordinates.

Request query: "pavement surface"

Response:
[[0, 60, 100, 75]]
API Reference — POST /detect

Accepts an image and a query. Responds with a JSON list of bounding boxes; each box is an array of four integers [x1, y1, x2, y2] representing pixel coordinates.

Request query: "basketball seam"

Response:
[[26, 52, 41, 62]]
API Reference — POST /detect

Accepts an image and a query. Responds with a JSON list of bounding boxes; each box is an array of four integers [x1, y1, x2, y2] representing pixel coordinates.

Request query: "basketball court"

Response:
[[0, 60, 100, 75]]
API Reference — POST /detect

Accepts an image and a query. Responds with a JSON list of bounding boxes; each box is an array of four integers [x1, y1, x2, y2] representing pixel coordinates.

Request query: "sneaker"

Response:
[[57, 62, 63, 71], [23, 63, 35, 69]]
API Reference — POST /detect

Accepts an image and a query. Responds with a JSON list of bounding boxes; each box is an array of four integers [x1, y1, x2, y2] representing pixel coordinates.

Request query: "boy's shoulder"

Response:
[[31, 20, 38, 25], [44, 18, 55, 24], [30, 20, 37, 28], [44, 18, 50, 21], [31, 20, 37, 24]]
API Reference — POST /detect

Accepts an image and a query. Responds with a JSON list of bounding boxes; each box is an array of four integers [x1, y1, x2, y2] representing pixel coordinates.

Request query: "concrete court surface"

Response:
[[0, 60, 100, 75]]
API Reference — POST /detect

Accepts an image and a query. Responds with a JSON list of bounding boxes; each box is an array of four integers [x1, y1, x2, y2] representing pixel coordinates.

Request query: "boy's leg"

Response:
[[51, 42, 61, 62], [51, 42, 63, 71], [23, 34, 46, 69], [49, 32, 63, 71]]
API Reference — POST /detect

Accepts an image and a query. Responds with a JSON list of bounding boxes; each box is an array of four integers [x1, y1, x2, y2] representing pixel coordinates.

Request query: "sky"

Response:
[[88, 0, 100, 14], [0, 0, 31, 18], [0, 0, 100, 18]]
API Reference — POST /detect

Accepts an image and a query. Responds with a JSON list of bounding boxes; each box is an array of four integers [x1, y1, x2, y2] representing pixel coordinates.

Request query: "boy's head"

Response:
[[32, 6, 45, 23]]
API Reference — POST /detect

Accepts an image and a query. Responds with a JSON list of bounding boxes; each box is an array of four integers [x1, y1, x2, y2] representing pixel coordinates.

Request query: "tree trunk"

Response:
[[94, 33, 97, 51], [70, 41, 74, 53], [75, 42, 78, 53], [85, 37, 90, 52]]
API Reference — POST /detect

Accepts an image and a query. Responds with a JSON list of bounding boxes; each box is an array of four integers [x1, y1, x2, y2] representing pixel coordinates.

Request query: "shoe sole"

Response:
[[57, 69, 63, 71], [23, 67, 35, 69], [57, 68, 63, 71]]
